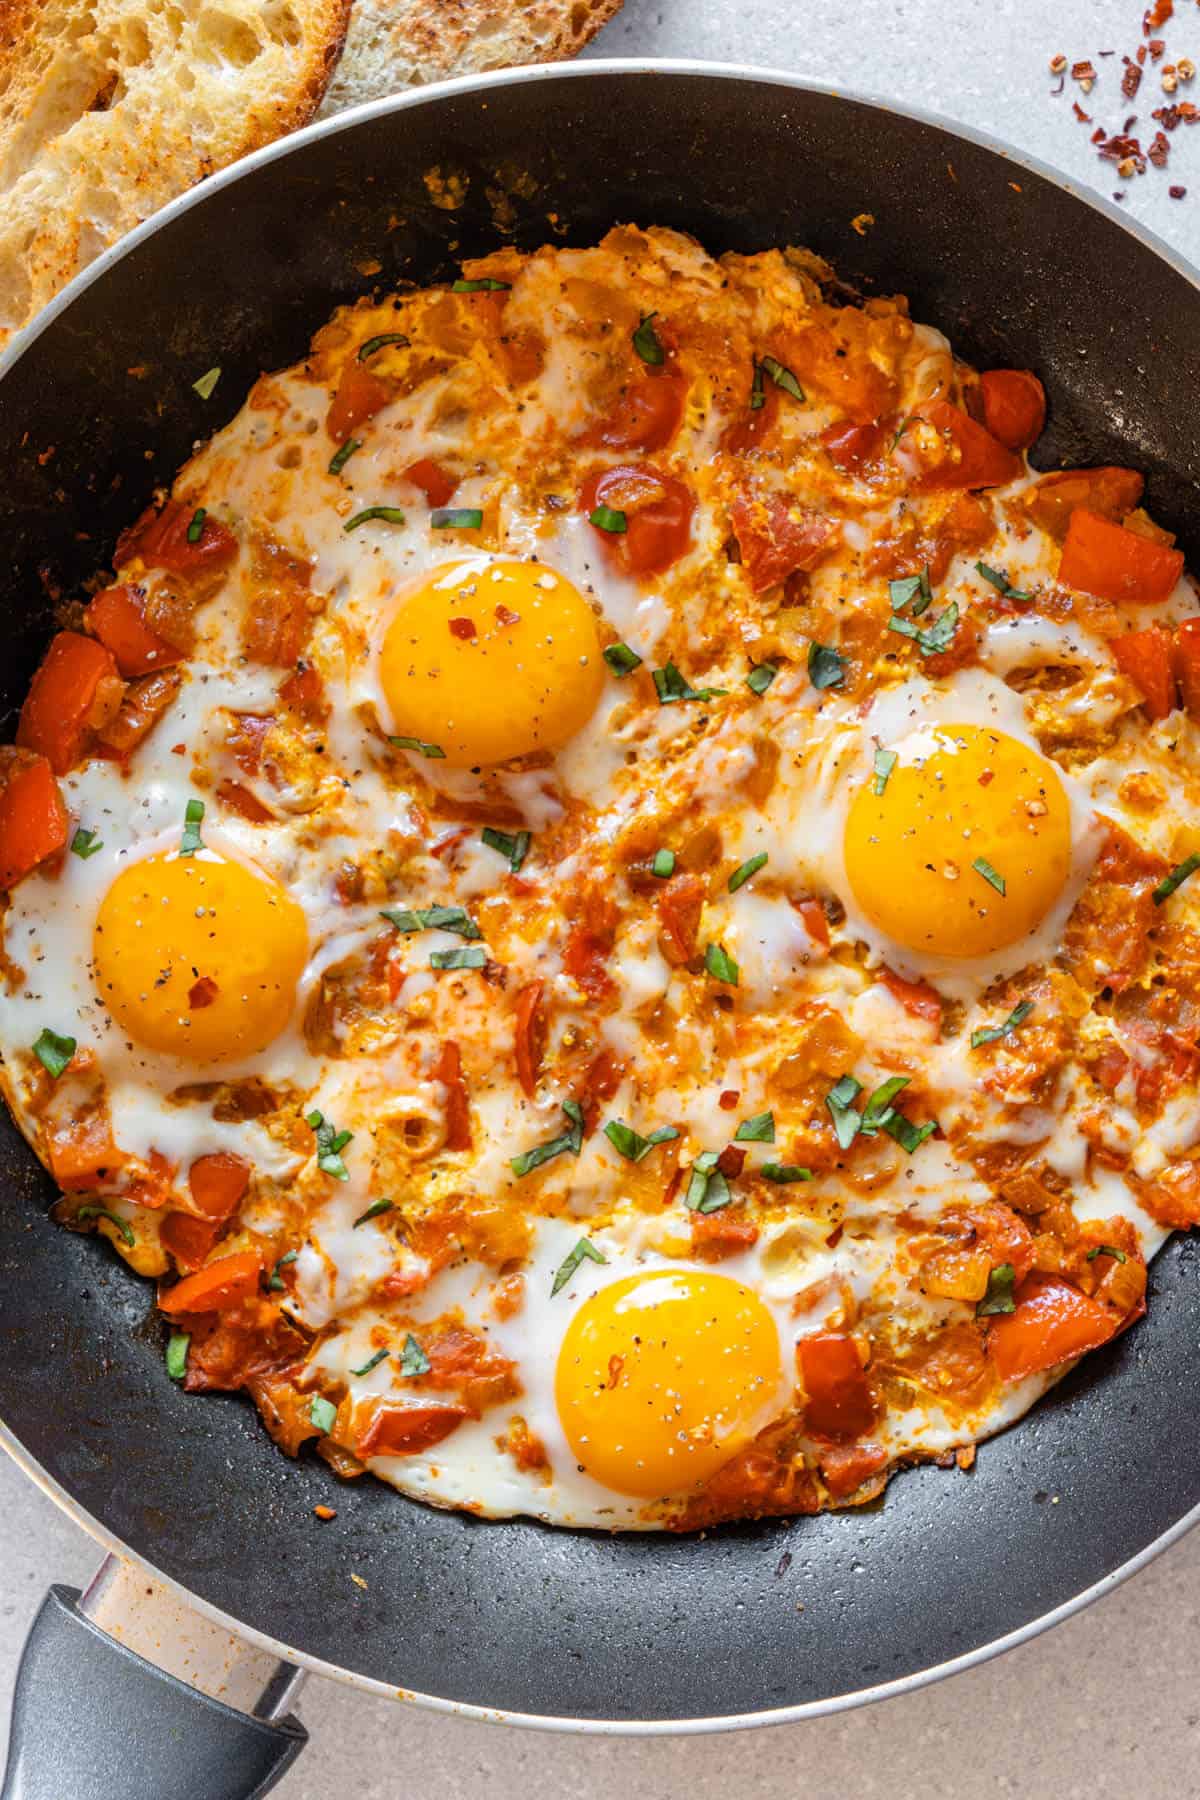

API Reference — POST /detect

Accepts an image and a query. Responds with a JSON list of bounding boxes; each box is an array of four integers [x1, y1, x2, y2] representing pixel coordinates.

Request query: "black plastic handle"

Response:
[[1, 1586, 307, 1800]]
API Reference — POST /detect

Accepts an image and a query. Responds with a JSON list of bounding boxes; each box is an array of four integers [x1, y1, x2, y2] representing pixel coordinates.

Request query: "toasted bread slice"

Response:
[[0, 0, 351, 344], [319, 0, 624, 116]]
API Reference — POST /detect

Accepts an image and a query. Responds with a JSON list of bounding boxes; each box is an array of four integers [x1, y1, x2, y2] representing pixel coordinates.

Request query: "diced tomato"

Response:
[[979, 369, 1046, 452], [797, 1332, 877, 1439], [579, 464, 695, 578], [356, 1402, 469, 1458], [1061, 508, 1184, 606], [96, 669, 181, 759], [580, 1048, 622, 1136], [987, 1271, 1122, 1381], [47, 1112, 118, 1190], [279, 663, 328, 721], [820, 418, 885, 474], [819, 1441, 889, 1499], [242, 585, 311, 669], [729, 488, 838, 593], [188, 1152, 251, 1220], [583, 371, 687, 455], [326, 362, 390, 441], [84, 584, 183, 677], [655, 872, 705, 966], [160, 1212, 221, 1272], [1174, 618, 1200, 717], [216, 779, 274, 823], [159, 1249, 263, 1317], [563, 885, 617, 1000], [691, 1211, 759, 1260], [117, 499, 237, 579], [722, 378, 779, 454], [1023, 466, 1144, 541], [1109, 625, 1176, 720], [435, 1040, 472, 1151], [0, 752, 68, 889], [18, 632, 123, 774], [403, 458, 457, 507], [795, 897, 830, 950], [909, 400, 1022, 491], [513, 980, 546, 1099], [880, 965, 943, 1027]]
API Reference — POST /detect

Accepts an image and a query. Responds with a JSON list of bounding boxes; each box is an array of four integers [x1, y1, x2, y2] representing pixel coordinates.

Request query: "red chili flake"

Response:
[[1149, 129, 1170, 164], [1073, 100, 1093, 120], [1154, 102, 1182, 126], [716, 1144, 747, 1180], [1142, 0, 1171, 34], [1149, 38, 1166, 60], [978, 769, 996, 787], [1092, 125, 1107, 141], [1123, 113, 1139, 130], [494, 604, 520, 626], [313, 1505, 337, 1522], [1051, 74, 1066, 95], [1072, 59, 1098, 84], [1138, 43, 1148, 64], [718, 1089, 740, 1111], [826, 1223, 845, 1249], [188, 976, 219, 1010], [448, 616, 477, 640], [171, 742, 186, 756], [1179, 101, 1200, 120], [1170, 183, 1188, 195], [607, 1354, 625, 1390], [1123, 57, 1143, 98]]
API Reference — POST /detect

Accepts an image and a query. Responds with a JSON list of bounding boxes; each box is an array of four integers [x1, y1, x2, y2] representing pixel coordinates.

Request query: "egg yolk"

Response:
[[843, 723, 1073, 960], [93, 849, 308, 1061], [379, 558, 604, 767], [555, 1269, 783, 1498]]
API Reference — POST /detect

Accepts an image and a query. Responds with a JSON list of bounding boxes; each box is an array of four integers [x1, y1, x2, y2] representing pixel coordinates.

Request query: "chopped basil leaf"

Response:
[[452, 277, 510, 292], [351, 1348, 390, 1378], [431, 507, 483, 529], [70, 827, 103, 859], [653, 661, 727, 704], [890, 415, 914, 450], [165, 1332, 190, 1381], [179, 797, 204, 857], [345, 506, 406, 531], [749, 361, 765, 411], [33, 1027, 75, 1079], [1153, 853, 1200, 904], [550, 1237, 607, 1296], [309, 1396, 337, 1434], [826, 1074, 863, 1149], [872, 747, 898, 794], [760, 1163, 812, 1183], [380, 904, 480, 939], [399, 1333, 432, 1376], [888, 568, 933, 613], [746, 662, 777, 695], [603, 1119, 680, 1162], [511, 1100, 585, 1178], [329, 438, 362, 475], [860, 1075, 910, 1135], [971, 1000, 1035, 1049], [808, 641, 847, 690], [604, 642, 643, 676], [975, 560, 1031, 601], [390, 735, 446, 758], [268, 1249, 298, 1290], [481, 826, 531, 872], [430, 945, 486, 971], [589, 505, 627, 533], [728, 852, 768, 894], [632, 312, 665, 366], [889, 600, 960, 656], [652, 848, 676, 878], [358, 332, 410, 361], [882, 1112, 938, 1155], [186, 506, 206, 545], [307, 1109, 352, 1180], [684, 1150, 732, 1213], [761, 355, 804, 401], [192, 367, 221, 400], [734, 1110, 775, 1143], [76, 1207, 134, 1247], [353, 1198, 393, 1228], [704, 942, 739, 986], [972, 856, 1006, 897], [1087, 1243, 1128, 1264], [977, 1262, 1017, 1317]]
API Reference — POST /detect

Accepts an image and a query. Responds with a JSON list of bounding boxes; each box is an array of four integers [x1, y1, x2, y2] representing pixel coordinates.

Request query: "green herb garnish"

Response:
[[652, 849, 676, 878], [684, 1150, 731, 1214], [399, 1333, 432, 1376], [1154, 854, 1200, 905], [888, 600, 960, 656], [826, 1074, 863, 1149], [604, 642, 643, 676], [166, 1333, 190, 1381], [358, 332, 410, 361], [351, 1348, 389, 1377], [760, 1163, 812, 1183], [1087, 1243, 1128, 1264], [550, 1237, 607, 1296], [481, 826, 531, 872], [808, 642, 847, 689], [307, 1110, 352, 1180], [390, 735, 446, 758], [186, 507, 206, 545], [345, 506, 406, 531], [704, 942, 739, 985], [976, 561, 1031, 601], [309, 1396, 337, 1434], [603, 1119, 680, 1162], [431, 507, 483, 529], [632, 312, 665, 366], [70, 827, 103, 859], [888, 569, 933, 614], [728, 852, 767, 893], [746, 662, 777, 695], [873, 747, 898, 794], [192, 367, 221, 400], [589, 504, 626, 533], [749, 361, 765, 411], [734, 1110, 775, 1143], [353, 1198, 393, 1228], [33, 1028, 75, 1079], [329, 438, 362, 475], [761, 355, 804, 401], [76, 1207, 134, 1247], [268, 1249, 298, 1290], [972, 856, 1006, 897], [430, 945, 486, 971], [380, 905, 480, 939], [452, 277, 510, 293], [881, 1113, 938, 1155], [179, 797, 204, 857], [653, 662, 727, 705], [971, 1000, 1034, 1049], [860, 1076, 910, 1134], [977, 1263, 1017, 1317], [511, 1100, 585, 1178]]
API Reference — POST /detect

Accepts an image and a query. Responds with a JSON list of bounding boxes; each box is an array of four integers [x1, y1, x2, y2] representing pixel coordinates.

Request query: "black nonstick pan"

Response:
[[0, 60, 1198, 1800]]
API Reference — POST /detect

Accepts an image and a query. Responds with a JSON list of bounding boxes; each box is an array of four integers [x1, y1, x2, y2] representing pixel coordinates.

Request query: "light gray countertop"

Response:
[[3, 2, 1199, 1794]]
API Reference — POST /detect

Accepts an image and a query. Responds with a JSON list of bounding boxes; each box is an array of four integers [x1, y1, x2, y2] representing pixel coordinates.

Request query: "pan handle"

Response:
[[2, 1566, 308, 1800]]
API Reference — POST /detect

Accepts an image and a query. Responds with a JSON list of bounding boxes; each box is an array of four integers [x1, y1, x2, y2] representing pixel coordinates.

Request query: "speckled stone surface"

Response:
[[3, 3, 1200, 1794]]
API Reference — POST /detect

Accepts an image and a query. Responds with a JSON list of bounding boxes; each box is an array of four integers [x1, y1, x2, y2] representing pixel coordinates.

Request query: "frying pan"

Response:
[[0, 59, 1199, 1800]]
